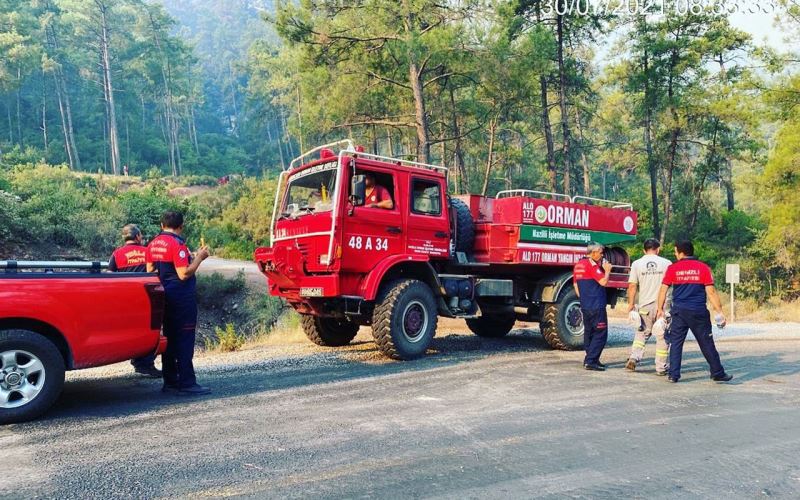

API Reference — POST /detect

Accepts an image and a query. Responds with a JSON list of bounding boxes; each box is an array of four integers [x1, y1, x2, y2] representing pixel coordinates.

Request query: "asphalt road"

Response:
[[2, 320, 799, 499]]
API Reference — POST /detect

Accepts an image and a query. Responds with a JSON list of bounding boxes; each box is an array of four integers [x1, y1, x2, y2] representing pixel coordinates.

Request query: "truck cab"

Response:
[[256, 140, 635, 360]]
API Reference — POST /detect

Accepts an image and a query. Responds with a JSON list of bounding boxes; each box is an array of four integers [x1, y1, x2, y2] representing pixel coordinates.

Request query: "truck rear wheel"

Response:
[[372, 279, 438, 360], [301, 315, 359, 347], [0, 330, 66, 425], [540, 288, 584, 350], [465, 315, 516, 338]]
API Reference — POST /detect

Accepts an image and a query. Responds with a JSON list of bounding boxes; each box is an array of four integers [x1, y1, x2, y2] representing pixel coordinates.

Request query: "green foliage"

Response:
[[196, 271, 246, 309], [205, 323, 245, 352]]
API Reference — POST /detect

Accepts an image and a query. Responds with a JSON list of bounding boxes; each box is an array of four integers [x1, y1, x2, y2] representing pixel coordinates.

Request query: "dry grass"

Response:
[[736, 298, 800, 323], [246, 311, 308, 346]]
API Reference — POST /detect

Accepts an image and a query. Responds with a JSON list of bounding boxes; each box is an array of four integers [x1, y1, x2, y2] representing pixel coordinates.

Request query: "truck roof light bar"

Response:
[[350, 151, 448, 175], [570, 196, 633, 210], [496, 190, 633, 210], [288, 139, 356, 171], [496, 190, 572, 202]]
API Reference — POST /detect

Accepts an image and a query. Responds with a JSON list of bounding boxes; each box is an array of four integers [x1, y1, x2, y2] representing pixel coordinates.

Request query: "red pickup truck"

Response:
[[0, 260, 166, 424]]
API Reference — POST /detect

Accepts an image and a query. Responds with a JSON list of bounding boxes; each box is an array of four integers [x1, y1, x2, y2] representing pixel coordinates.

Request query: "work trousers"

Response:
[[162, 295, 198, 389], [628, 302, 669, 373], [667, 308, 725, 381], [130, 353, 157, 369], [582, 308, 608, 366]]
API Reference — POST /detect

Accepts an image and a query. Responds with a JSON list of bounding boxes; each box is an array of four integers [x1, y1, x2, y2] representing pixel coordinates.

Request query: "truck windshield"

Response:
[[281, 161, 338, 217]]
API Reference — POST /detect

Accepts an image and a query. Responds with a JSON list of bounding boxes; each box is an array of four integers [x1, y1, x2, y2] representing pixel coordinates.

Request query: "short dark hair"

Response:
[[674, 240, 694, 256], [161, 211, 184, 229], [364, 172, 375, 180], [643, 238, 660, 251], [122, 224, 141, 242]]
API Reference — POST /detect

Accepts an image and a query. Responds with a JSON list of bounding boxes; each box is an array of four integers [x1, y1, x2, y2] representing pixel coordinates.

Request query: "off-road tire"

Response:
[[450, 197, 475, 254], [540, 288, 584, 350], [0, 330, 66, 425], [465, 315, 516, 338], [371, 279, 438, 360], [301, 315, 359, 347]]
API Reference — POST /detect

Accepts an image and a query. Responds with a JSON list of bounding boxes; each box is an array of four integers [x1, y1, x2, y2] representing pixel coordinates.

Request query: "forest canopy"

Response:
[[1, 0, 800, 299]]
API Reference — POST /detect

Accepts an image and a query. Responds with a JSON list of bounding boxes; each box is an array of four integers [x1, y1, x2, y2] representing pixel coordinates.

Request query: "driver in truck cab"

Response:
[[364, 172, 393, 209], [108, 224, 161, 378], [573, 242, 613, 372]]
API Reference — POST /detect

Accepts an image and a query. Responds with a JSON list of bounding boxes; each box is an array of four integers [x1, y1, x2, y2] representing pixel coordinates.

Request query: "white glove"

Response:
[[628, 310, 641, 324], [652, 318, 666, 337], [714, 313, 727, 329]]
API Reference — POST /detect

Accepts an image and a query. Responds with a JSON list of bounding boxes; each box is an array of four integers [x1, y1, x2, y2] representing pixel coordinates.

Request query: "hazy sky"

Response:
[[730, 10, 790, 50]]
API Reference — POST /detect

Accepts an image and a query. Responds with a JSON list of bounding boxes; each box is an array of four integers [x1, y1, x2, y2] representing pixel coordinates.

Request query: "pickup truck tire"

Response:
[[540, 288, 584, 351], [372, 279, 438, 360], [450, 197, 475, 253], [0, 330, 65, 425], [301, 315, 359, 347], [465, 316, 516, 338]]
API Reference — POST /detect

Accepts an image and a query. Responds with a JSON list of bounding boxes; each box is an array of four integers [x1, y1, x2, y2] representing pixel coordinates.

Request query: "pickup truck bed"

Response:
[[0, 261, 166, 424]]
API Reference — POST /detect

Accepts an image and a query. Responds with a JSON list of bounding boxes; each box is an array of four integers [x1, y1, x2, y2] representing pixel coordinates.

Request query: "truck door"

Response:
[[340, 165, 404, 273], [406, 176, 449, 258]]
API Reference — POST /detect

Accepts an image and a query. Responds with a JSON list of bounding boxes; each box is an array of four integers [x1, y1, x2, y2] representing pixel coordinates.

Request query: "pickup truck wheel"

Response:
[[540, 288, 584, 351], [372, 279, 438, 360], [0, 330, 65, 425], [301, 315, 359, 347], [465, 316, 516, 338]]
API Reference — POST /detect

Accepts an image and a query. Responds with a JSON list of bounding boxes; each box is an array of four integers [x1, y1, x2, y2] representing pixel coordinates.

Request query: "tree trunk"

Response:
[[53, 73, 73, 169], [540, 76, 557, 192], [16, 66, 23, 147], [41, 73, 48, 152], [295, 85, 304, 152], [99, 2, 121, 175], [556, 12, 571, 195], [661, 49, 682, 245], [448, 86, 466, 194], [409, 60, 430, 163], [574, 106, 590, 196], [643, 49, 660, 239], [190, 105, 200, 155], [481, 117, 497, 196], [400, 0, 430, 163]]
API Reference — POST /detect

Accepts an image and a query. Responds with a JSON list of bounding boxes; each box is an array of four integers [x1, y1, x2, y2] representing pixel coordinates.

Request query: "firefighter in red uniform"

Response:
[[146, 211, 211, 395], [656, 240, 732, 383], [364, 172, 394, 209], [108, 224, 161, 378], [573, 242, 613, 371]]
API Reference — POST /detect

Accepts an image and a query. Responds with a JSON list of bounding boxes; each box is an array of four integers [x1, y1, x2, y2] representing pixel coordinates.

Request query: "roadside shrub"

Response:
[[205, 323, 245, 352], [0, 190, 23, 240], [196, 271, 246, 310]]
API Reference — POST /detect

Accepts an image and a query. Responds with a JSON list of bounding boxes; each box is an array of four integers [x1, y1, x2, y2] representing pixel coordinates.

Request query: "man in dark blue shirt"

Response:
[[573, 242, 613, 371], [656, 240, 731, 383], [147, 211, 211, 395]]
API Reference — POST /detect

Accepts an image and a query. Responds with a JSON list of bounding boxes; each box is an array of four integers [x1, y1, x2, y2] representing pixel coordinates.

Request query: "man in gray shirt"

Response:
[[625, 238, 672, 374]]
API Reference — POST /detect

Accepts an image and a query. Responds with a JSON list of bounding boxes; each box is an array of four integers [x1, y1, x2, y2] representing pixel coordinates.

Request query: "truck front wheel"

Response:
[[465, 315, 516, 338], [0, 329, 66, 425], [372, 279, 438, 360], [540, 288, 584, 350], [301, 315, 359, 347]]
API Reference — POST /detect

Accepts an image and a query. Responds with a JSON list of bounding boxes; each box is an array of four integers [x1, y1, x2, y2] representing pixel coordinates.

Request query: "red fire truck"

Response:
[[255, 140, 635, 360]]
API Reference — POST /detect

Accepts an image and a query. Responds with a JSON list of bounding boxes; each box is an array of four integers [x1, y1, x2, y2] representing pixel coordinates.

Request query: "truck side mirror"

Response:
[[350, 175, 366, 207]]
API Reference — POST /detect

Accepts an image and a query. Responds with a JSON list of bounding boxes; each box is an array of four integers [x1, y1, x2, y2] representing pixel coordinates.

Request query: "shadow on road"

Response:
[[35, 328, 557, 425], [30, 329, 795, 426]]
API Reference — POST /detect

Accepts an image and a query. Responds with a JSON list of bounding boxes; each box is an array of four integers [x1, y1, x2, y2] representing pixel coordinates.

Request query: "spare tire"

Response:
[[449, 197, 475, 254]]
